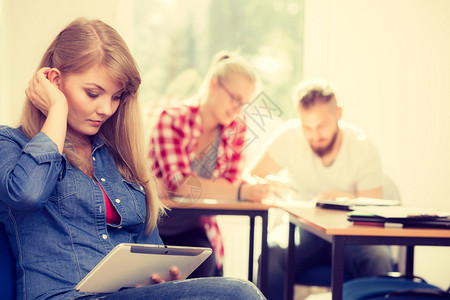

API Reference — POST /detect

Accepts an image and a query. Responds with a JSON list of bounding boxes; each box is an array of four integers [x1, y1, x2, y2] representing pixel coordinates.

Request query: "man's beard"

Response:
[[310, 129, 338, 157]]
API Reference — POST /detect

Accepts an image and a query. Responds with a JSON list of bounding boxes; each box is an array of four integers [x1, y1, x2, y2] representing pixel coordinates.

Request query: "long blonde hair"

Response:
[[20, 18, 164, 233]]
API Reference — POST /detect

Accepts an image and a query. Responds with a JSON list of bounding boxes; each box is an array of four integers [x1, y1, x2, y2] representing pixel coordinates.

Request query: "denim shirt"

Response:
[[0, 126, 163, 300]]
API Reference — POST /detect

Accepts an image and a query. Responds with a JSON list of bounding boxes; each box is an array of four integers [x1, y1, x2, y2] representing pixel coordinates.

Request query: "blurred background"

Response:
[[1, 0, 449, 291]]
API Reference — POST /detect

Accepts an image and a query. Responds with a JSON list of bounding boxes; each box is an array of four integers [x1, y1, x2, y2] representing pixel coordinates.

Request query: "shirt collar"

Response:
[[92, 135, 106, 155]]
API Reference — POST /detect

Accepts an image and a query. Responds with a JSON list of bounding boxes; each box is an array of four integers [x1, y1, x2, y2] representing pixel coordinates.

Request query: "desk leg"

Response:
[[260, 212, 269, 296], [248, 216, 255, 282], [405, 245, 415, 276], [331, 236, 345, 300], [285, 222, 296, 300]]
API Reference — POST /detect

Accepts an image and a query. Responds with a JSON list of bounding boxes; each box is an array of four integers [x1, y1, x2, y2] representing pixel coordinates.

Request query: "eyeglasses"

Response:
[[218, 80, 246, 109]]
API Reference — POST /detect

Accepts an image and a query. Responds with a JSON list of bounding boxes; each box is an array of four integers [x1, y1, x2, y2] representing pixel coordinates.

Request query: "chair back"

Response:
[[0, 222, 16, 300], [383, 174, 401, 201]]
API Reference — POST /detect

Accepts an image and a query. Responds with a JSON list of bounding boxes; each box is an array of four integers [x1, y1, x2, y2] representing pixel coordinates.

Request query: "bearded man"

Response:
[[249, 79, 393, 300]]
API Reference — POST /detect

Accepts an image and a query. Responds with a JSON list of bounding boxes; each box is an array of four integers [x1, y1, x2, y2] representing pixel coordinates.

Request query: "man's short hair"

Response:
[[294, 80, 336, 110]]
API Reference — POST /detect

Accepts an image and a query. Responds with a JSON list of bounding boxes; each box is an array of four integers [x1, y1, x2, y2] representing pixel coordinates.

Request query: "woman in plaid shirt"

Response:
[[149, 51, 271, 278]]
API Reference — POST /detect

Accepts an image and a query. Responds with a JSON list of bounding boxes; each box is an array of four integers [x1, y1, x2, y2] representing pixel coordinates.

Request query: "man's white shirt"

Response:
[[265, 119, 383, 202]]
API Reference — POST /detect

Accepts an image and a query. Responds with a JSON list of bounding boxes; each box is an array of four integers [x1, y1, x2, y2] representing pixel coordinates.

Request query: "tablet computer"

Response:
[[75, 243, 212, 293]]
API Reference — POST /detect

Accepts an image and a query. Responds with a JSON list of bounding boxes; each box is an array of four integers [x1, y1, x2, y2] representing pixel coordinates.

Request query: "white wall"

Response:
[[0, 0, 133, 126], [303, 0, 450, 289]]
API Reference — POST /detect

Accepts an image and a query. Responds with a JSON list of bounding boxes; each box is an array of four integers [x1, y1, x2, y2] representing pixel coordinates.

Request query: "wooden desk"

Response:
[[164, 198, 274, 296], [282, 205, 450, 300]]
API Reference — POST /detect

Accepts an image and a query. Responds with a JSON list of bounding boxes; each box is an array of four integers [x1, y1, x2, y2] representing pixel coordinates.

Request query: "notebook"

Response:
[[348, 207, 450, 229], [316, 197, 400, 211]]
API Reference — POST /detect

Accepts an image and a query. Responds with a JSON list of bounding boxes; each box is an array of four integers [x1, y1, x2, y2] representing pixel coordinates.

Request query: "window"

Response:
[[133, 0, 304, 124]]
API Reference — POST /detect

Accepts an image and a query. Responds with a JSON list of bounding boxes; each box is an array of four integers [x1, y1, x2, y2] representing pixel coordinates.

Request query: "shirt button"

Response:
[[117, 226, 122, 229], [102, 234, 108, 240], [100, 178, 106, 182], [92, 157, 96, 161], [115, 199, 121, 204]]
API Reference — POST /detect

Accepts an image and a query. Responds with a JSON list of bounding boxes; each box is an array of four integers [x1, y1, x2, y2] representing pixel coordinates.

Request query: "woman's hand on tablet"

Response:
[[150, 266, 182, 284], [134, 266, 181, 287]]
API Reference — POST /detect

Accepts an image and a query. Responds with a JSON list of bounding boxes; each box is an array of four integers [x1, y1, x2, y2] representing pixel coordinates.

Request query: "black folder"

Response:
[[348, 211, 450, 229]]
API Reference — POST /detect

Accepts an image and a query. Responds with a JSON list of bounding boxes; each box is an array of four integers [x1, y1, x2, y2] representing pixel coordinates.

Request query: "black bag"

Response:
[[343, 275, 450, 300]]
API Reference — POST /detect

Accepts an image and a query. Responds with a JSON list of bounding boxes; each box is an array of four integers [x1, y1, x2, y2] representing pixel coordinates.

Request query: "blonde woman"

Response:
[[149, 51, 271, 277], [0, 19, 265, 300]]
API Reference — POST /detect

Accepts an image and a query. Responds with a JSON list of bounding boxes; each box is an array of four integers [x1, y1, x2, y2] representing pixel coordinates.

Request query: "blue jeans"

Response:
[[263, 228, 393, 300], [83, 277, 266, 300]]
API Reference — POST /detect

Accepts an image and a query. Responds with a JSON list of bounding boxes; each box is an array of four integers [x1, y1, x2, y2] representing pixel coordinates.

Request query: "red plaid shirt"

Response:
[[149, 101, 247, 269], [149, 102, 246, 192]]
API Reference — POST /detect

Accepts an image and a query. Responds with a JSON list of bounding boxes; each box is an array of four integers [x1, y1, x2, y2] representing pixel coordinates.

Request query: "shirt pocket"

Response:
[[49, 171, 77, 202], [122, 180, 147, 223], [48, 172, 80, 218]]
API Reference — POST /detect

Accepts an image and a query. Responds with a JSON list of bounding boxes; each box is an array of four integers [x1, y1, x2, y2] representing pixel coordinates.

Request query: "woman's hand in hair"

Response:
[[25, 67, 68, 117], [25, 67, 68, 154]]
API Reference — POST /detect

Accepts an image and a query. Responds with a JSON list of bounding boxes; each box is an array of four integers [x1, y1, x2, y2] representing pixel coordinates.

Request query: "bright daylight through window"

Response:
[[133, 0, 304, 136]]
